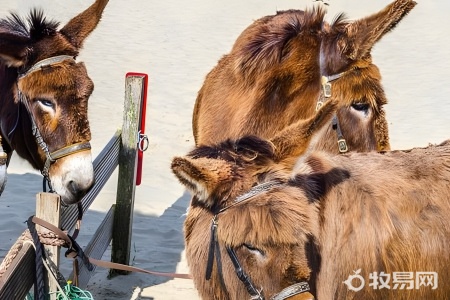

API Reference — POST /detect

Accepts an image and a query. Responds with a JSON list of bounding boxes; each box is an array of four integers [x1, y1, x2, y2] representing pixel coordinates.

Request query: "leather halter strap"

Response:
[[218, 180, 284, 214], [316, 71, 349, 153], [226, 245, 264, 299], [18, 55, 75, 78], [207, 181, 313, 300], [271, 282, 311, 300], [50, 142, 92, 160], [16, 55, 91, 191], [315, 72, 346, 111], [332, 115, 348, 153]]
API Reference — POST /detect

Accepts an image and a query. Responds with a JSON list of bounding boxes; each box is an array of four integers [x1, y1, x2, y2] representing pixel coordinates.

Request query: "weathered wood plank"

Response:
[[110, 75, 145, 276], [36, 192, 61, 300], [0, 243, 34, 300]]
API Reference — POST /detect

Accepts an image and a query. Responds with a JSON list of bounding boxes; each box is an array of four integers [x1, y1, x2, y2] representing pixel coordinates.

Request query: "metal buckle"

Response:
[[337, 139, 348, 153], [323, 82, 331, 98], [0, 151, 7, 166], [321, 76, 332, 98], [315, 100, 324, 111]]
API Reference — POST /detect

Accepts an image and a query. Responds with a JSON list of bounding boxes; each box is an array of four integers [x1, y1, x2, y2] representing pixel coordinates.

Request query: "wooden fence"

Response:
[[0, 73, 149, 299]]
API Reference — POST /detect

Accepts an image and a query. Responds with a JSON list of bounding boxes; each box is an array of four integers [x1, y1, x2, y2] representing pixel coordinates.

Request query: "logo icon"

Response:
[[343, 269, 365, 292]]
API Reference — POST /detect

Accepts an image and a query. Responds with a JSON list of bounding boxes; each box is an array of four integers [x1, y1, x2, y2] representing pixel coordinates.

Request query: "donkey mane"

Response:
[[236, 7, 326, 77], [330, 12, 348, 29], [191, 135, 275, 165], [0, 9, 60, 40]]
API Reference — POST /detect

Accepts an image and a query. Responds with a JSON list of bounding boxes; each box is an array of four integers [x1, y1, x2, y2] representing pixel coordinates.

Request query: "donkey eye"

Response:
[[351, 102, 370, 112], [37, 98, 54, 108], [243, 243, 265, 256]]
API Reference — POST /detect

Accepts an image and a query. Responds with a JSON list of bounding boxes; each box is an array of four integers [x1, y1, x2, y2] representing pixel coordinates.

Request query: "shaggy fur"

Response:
[[193, 0, 417, 155], [0, 0, 108, 202], [174, 135, 450, 299]]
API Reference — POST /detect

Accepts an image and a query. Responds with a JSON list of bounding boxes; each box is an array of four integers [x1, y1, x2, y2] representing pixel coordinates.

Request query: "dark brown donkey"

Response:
[[0, 0, 109, 204], [173, 103, 450, 299], [193, 0, 416, 155]]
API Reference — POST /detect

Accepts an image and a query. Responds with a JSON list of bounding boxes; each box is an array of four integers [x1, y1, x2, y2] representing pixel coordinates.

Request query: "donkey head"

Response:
[[173, 102, 337, 300], [193, 0, 417, 157], [0, 0, 109, 204], [172, 100, 336, 210], [316, 0, 417, 152]]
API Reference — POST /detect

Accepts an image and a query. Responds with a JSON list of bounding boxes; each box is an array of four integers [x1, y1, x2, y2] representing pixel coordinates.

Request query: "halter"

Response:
[[206, 181, 312, 300], [16, 55, 91, 192], [316, 72, 348, 153], [0, 135, 7, 195]]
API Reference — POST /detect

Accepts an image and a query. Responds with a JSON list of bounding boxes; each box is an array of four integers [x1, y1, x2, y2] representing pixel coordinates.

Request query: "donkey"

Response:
[[173, 101, 337, 299], [172, 114, 450, 299], [0, 0, 109, 204], [193, 0, 416, 155]]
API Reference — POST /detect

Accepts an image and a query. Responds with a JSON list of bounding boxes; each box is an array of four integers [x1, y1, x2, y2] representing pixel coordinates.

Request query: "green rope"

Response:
[[53, 280, 94, 300]]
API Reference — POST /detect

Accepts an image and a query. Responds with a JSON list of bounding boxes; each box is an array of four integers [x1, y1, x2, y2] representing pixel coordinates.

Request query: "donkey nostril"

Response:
[[67, 180, 89, 198], [68, 180, 80, 195], [67, 177, 95, 198]]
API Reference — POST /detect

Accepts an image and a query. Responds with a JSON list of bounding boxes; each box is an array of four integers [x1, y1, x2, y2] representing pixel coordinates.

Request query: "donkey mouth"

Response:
[[50, 154, 95, 205], [63, 177, 95, 205]]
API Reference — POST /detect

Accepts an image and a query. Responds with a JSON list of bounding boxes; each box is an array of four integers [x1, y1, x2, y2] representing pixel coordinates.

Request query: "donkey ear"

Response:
[[340, 0, 416, 60], [271, 100, 337, 161], [0, 23, 31, 67], [171, 156, 233, 205], [290, 153, 350, 203], [60, 0, 109, 49]]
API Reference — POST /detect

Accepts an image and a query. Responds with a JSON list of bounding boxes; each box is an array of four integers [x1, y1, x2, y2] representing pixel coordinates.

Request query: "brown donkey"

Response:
[[173, 115, 450, 299], [0, 0, 109, 204], [193, 0, 416, 155], [173, 101, 337, 299]]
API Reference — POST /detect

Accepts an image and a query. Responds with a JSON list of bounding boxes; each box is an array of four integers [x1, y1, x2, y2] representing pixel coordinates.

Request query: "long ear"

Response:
[[60, 0, 109, 49], [271, 100, 337, 161], [171, 156, 233, 206], [0, 16, 31, 67], [341, 0, 416, 60]]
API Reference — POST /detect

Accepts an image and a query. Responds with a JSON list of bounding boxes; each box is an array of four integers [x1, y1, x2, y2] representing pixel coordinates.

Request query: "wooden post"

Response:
[[110, 74, 146, 276], [36, 192, 61, 300]]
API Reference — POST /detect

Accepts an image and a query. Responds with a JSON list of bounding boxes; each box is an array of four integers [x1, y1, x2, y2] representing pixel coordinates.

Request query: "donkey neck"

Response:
[[0, 64, 43, 169], [0, 65, 18, 151]]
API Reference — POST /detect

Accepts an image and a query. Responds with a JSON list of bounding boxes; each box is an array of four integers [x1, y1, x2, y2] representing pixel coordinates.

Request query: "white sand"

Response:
[[1, 0, 449, 299]]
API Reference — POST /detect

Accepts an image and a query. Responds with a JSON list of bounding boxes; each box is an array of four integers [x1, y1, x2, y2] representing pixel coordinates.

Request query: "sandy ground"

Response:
[[1, 0, 450, 299]]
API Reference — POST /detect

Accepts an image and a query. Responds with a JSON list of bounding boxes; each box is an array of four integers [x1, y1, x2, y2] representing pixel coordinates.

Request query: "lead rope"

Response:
[[30, 216, 192, 279], [26, 216, 46, 300]]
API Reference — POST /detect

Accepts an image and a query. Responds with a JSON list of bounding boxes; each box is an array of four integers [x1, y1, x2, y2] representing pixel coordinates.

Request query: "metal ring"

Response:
[[138, 133, 149, 152]]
